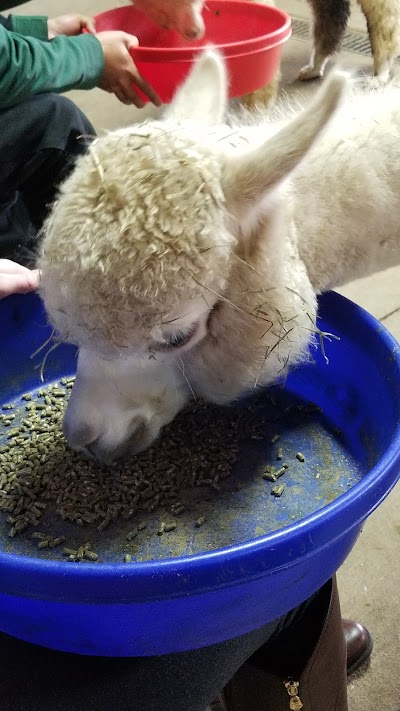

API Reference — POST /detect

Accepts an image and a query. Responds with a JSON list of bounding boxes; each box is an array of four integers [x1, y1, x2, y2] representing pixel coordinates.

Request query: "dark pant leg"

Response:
[[0, 584, 329, 711], [249, 576, 333, 678], [0, 93, 95, 261]]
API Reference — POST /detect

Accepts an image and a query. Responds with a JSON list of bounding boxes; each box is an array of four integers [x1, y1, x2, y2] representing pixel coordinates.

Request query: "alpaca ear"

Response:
[[221, 70, 349, 218], [165, 48, 228, 125]]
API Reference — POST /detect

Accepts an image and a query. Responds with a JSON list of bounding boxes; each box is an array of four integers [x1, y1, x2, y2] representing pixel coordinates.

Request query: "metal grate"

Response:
[[291, 17, 372, 57], [291, 17, 311, 41]]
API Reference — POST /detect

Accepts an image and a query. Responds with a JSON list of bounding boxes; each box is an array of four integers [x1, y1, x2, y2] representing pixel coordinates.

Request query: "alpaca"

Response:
[[39, 49, 400, 463], [245, 0, 400, 95], [299, 0, 400, 82], [239, 0, 280, 109]]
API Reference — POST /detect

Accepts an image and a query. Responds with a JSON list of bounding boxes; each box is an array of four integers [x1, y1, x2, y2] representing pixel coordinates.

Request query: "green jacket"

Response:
[[0, 14, 104, 109]]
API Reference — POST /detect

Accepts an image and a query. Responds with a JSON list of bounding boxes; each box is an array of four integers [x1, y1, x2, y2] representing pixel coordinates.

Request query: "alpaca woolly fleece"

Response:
[[40, 122, 233, 353], [38, 50, 400, 460]]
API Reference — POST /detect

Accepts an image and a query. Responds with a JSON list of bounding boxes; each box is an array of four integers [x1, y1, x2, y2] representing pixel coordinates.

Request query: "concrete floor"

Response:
[[8, 0, 400, 708]]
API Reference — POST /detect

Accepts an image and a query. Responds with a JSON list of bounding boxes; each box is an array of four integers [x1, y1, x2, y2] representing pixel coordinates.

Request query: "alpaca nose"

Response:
[[62, 414, 99, 453], [63, 407, 150, 463], [183, 23, 204, 40], [181, 9, 204, 40]]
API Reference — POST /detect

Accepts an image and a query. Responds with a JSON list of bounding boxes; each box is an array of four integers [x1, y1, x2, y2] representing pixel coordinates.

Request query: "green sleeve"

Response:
[[0, 25, 104, 108], [9, 15, 49, 40]]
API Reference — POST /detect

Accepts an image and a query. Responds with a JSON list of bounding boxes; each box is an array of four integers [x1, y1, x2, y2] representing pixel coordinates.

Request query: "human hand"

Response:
[[96, 31, 162, 107], [133, 0, 205, 40], [0, 260, 40, 299], [47, 14, 96, 39]]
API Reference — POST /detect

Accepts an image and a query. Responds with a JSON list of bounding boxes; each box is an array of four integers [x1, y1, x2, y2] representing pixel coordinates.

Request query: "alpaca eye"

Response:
[[155, 323, 198, 351], [163, 329, 194, 349]]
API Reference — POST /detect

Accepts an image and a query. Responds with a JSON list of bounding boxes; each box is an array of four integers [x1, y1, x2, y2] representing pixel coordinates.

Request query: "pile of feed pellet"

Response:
[[0, 383, 271, 528], [0, 381, 329, 562]]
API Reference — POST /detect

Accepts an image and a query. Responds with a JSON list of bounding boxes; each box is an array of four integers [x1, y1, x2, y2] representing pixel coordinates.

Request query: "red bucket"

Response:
[[88, 1, 291, 103]]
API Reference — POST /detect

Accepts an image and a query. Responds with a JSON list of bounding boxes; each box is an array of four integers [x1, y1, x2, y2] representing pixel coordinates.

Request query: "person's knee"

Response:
[[0, 94, 95, 170], [40, 94, 95, 144], [17, 94, 96, 157]]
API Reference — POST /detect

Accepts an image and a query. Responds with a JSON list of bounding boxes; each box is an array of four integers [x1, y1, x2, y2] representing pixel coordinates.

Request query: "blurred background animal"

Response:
[[299, 0, 400, 81], [242, 0, 400, 109]]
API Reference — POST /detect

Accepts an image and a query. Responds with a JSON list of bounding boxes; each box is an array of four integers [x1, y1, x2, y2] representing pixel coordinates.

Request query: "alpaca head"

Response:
[[40, 50, 348, 462]]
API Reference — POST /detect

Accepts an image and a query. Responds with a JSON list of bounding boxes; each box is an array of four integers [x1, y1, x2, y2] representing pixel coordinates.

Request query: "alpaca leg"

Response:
[[239, 0, 279, 110], [299, 0, 351, 80], [240, 75, 280, 110], [359, 0, 400, 82]]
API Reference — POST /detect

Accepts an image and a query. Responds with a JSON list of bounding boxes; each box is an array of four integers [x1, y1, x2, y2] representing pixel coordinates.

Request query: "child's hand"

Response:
[[97, 31, 162, 106], [47, 14, 96, 39], [0, 260, 40, 299]]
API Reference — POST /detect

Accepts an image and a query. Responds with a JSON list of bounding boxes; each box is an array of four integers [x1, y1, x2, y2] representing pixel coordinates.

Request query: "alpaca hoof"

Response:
[[298, 65, 324, 81], [369, 72, 390, 89], [373, 69, 391, 85]]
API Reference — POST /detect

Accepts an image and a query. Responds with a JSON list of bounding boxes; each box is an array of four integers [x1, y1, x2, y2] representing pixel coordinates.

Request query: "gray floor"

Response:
[[8, 0, 400, 708]]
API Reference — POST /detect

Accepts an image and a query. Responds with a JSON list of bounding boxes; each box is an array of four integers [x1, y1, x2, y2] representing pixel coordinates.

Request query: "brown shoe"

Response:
[[343, 619, 373, 675]]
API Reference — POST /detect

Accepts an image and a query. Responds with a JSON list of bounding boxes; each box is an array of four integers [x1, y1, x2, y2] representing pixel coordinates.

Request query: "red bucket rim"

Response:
[[89, 1, 292, 62]]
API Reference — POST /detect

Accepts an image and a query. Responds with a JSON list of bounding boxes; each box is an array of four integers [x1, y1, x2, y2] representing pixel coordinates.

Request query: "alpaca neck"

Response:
[[290, 123, 400, 293]]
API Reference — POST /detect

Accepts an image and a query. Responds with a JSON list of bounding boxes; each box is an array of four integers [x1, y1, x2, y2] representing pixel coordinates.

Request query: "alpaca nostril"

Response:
[[184, 23, 204, 40], [62, 415, 98, 451], [85, 439, 101, 461], [182, 14, 204, 41], [184, 28, 201, 39], [65, 417, 151, 463]]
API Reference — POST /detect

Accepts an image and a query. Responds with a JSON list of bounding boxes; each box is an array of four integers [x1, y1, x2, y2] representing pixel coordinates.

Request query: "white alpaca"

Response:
[[39, 50, 400, 462]]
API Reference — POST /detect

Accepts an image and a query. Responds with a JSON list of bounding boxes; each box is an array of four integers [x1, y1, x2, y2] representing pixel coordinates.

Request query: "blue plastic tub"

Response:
[[0, 290, 399, 656]]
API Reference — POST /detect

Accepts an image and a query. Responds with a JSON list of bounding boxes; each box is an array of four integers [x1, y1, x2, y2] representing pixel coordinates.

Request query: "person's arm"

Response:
[[0, 13, 95, 39], [0, 25, 104, 108], [0, 16, 161, 109], [0, 14, 13, 31], [8, 13, 49, 39]]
